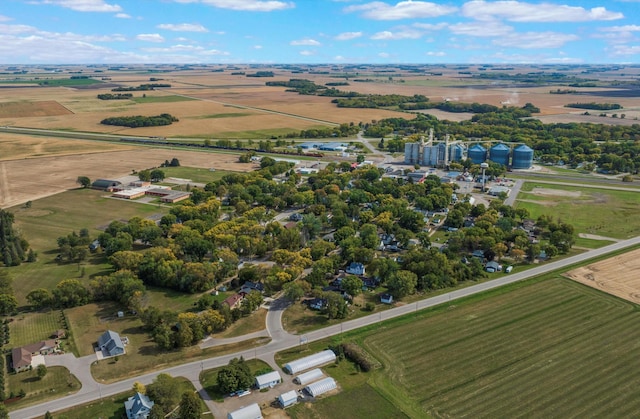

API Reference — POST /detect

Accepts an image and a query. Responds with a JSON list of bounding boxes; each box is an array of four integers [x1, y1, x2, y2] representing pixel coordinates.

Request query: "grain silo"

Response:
[[512, 144, 534, 169], [467, 144, 487, 164], [489, 143, 510, 166]]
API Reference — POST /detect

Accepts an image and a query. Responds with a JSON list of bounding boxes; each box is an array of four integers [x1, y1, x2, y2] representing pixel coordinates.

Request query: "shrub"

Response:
[[339, 343, 377, 372]]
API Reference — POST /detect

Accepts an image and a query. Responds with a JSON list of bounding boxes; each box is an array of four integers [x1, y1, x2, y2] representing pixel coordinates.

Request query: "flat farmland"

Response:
[[0, 132, 133, 160], [364, 278, 640, 418], [564, 248, 640, 304], [0, 147, 251, 208], [0, 100, 72, 118]]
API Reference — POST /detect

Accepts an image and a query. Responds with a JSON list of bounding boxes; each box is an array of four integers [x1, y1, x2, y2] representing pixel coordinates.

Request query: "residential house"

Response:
[[98, 330, 125, 357], [11, 340, 58, 372], [345, 262, 365, 276], [124, 392, 154, 419], [223, 293, 243, 310], [485, 261, 501, 273], [240, 281, 264, 296]]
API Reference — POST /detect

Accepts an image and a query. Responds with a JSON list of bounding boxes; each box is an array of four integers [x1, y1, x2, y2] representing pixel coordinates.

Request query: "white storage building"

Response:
[[294, 368, 324, 385], [304, 377, 337, 397], [283, 350, 336, 374], [227, 403, 263, 419], [255, 370, 282, 389], [278, 390, 299, 408]]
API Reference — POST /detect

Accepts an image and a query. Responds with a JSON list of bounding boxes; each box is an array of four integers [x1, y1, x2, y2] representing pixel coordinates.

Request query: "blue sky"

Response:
[[0, 0, 639, 64]]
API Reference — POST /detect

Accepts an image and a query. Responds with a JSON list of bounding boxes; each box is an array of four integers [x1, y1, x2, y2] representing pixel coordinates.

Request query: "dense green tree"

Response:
[[146, 374, 180, 414], [216, 358, 253, 394], [37, 364, 48, 379], [26, 288, 52, 309], [76, 176, 91, 188], [52, 279, 90, 308], [341, 275, 363, 297], [178, 391, 202, 419], [0, 294, 17, 316], [387, 270, 417, 299]]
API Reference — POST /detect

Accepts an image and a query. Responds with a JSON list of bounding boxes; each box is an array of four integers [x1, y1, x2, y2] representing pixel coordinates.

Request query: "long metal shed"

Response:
[[304, 377, 337, 397], [283, 350, 336, 374], [294, 368, 325, 385], [227, 403, 263, 419]]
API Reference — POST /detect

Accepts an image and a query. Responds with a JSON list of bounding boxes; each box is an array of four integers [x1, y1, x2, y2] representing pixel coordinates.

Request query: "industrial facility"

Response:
[[403, 129, 534, 169]]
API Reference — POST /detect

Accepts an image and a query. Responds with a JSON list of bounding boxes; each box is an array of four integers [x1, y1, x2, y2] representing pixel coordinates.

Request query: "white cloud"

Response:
[[173, 0, 294, 12], [37, 0, 123, 12], [492, 31, 579, 48], [600, 25, 640, 32], [371, 29, 423, 40], [449, 21, 513, 37], [462, 1, 623, 22], [609, 44, 640, 56], [345, 1, 457, 20], [427, 51, 446, 56], [299, 50, 316, 56], [290, 38, 321, 46], [0, 15, 12, 22], [0, 24, 38, 35], [157, 23, 209, 32], [490, 51, 583, 63], [412, 22, 448, 31], [115, 13, 130, 18], [378, 52, 390, 58], [253, 45, 263, 49], [335, 31, 363, 41], [136, 33, 165, 43]]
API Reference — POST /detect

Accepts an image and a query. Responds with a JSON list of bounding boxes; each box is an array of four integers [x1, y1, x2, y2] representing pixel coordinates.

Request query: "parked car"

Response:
[[505, 265, 513, 273]]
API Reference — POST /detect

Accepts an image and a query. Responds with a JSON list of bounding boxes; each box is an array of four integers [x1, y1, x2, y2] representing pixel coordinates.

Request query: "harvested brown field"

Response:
[[0, 147, 250, 208], [564, 248, 640, 304], [0, 100, 72, 117], [0, 133, 132, 160]]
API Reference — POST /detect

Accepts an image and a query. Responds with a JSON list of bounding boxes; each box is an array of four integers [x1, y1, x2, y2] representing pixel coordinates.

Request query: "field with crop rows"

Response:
[[364, 278, 640, 418], [9, 311, 64, 347]]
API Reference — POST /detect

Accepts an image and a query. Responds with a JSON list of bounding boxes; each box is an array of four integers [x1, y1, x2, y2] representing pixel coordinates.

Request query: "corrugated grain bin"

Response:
[[512, 144, 534, 169], [489, 143, 510, 166], [468, 144, 487, 164]]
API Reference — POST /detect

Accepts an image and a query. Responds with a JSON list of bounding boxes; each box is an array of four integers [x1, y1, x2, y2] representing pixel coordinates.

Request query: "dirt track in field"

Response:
[[0, 148, 250, 209], [564, 248, 640, 304]]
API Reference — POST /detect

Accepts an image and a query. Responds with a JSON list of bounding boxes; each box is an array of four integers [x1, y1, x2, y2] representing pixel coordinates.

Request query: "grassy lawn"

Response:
[[573, 236, 616, 249], [200, 359, 271, 402], [143, 286, 202, 313], [35, 377, 209, 419], [212, 308, 267, 339], [161, 166, 233, 184], [9, 188, 168, 304], [8, 310, 65, 347], [6, 366, 81, 411], [515, 182, 640, 239]]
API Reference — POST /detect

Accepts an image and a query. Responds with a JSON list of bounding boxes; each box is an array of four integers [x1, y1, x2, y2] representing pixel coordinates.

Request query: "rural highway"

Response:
[[10, 235, 640, 419]]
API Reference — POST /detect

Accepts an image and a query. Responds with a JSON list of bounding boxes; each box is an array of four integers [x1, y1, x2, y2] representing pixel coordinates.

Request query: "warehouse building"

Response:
[[278, 390, 299, 408], [283, 350, 336, 375], [227, 403, 262, 419], [254, 370, 281, 390], [304, 377, 337, 398]]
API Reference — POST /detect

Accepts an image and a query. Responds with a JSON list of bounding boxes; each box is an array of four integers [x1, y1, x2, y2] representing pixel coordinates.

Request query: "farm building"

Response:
[[227, 403, 263, 419], [487, 185, 511, 197], [91, 179, 122, 191], [304, 377, 337, 397], [112, 188, 147, 199], [278, 390, 299, 408], [97, 330, 125, 357], [283, 350, 336, 374], [255, 370, 282, 389], [294, 368, 324, 385], [124, 392, 154, 419], [318, 142, 347, 151]]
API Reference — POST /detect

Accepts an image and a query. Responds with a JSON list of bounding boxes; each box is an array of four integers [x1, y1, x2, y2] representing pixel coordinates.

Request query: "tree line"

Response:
[[100, 113, 178, 128]]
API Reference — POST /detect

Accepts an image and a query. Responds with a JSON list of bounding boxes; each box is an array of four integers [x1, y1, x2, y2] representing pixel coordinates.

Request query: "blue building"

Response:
[[98, 330, 125, 357], [125, 392, 154, 419]]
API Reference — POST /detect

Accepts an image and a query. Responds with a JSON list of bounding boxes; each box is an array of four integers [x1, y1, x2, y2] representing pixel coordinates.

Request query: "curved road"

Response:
[[10, 235, 640, 419]]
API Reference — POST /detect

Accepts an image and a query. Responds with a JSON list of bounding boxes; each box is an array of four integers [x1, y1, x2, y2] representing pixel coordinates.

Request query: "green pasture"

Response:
[[161, 166, 232, 184], [8, 311, 65, 347], [8, 188, 168, 303], [573, 236, 615, 249], [35, 377, 209, 418], [515, 182, 640, 239], [6, 366, 81, 411], [200, 358, 271, 401], [131, 95, 197, 104]]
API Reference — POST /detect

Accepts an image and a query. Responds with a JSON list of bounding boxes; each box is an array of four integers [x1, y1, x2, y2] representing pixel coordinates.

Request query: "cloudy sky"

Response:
[[0, 0, 638, 64]]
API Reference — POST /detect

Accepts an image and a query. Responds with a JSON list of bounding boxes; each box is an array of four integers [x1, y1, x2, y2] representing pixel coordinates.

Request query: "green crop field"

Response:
[[8, 311, 65, 347], [515, 182, 640, 239], [361, 278, 640, 418], [161, 166, 231, 184]]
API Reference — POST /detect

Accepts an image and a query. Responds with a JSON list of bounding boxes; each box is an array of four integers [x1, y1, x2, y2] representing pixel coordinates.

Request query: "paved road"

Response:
[[11, 235, 640, 419]]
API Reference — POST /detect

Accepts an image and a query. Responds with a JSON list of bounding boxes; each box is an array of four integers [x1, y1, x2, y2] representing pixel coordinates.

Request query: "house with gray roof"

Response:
[[125, 392, 154, 419], [98, 330, 125, 357]]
